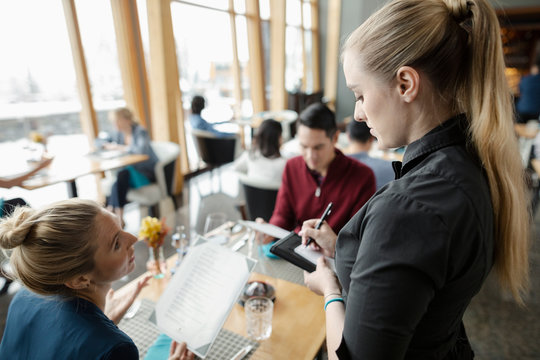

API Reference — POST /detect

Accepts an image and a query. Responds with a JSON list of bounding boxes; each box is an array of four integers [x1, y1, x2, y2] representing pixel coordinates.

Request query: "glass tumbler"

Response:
[[203, 212, 228, 244], [245, 296, 273, 340]]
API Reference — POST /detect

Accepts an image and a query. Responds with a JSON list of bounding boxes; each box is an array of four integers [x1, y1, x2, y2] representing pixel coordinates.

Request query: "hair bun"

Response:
[[445, 0, 473, 23], [0, 207, 36, 249]]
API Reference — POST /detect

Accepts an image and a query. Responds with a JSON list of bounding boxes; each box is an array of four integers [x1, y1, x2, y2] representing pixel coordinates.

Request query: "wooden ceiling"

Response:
[[497, 7, 540, 70]]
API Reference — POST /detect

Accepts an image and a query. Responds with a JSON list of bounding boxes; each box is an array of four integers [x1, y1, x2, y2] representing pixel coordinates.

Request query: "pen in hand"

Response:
[[305, 202, 333, 247]]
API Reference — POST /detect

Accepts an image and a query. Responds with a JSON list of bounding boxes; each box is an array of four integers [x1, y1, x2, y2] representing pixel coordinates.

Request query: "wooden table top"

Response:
[[117, 252, 326, 360], [20, 153, 149, 190]]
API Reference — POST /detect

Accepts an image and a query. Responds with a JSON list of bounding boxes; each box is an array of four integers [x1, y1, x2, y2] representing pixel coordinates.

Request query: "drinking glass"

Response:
[[245, 296, 273, 340], [203, 212, 228, 244], [171, 225, 189, 274]]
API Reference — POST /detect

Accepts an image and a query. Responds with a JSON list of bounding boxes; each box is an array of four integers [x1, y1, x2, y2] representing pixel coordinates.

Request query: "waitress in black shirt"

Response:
[[301, 0, 530, 359]]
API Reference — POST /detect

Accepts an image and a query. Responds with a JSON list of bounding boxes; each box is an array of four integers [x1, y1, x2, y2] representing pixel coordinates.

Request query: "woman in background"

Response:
[[233, 118, 287, 186], [103, 108, 158, 227], [0, 199, 193, 360], [302, 0, 530, 359]]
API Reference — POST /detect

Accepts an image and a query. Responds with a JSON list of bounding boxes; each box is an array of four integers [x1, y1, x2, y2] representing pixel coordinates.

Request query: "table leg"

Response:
[[67, 180, 78, 198]]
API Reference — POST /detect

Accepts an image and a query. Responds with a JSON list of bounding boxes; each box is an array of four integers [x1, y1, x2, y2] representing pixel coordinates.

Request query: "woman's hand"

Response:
[[37, 155, 53, 169], [103, 142, 129, 152], [0, 154, 54, 188], [103, 142, 120, 151], [168, 341, 194, 360], [299, 219, 337, 258], [304, 257, 341, 297], [104, 275, 152, 324]]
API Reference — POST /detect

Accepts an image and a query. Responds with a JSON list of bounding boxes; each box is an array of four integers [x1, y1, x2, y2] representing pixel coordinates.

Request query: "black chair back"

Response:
[[241, 182, 279, 221], [193, 133, 237, 166]]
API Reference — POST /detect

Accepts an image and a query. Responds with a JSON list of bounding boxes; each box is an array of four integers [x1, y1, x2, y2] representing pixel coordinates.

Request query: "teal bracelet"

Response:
[[324, 297, 344, 311]]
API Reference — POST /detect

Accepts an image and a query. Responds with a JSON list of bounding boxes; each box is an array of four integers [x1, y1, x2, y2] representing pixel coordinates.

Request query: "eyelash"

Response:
[[355, 95, 364, 103], [114, 239, 120, 250]]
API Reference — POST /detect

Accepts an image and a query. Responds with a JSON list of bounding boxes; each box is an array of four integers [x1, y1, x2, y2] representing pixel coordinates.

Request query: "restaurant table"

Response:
[[116, 229, 326, 360], [20, 153, 149, 197]]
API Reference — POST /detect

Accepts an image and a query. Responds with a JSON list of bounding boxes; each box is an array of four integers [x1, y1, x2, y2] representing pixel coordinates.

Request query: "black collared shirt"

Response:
[[335, 115, 494, 359]]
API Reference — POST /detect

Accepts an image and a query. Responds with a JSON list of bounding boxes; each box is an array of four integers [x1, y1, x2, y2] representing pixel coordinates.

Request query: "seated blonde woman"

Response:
[[0, 199, 193, 360], [101, 108, 158, 227]]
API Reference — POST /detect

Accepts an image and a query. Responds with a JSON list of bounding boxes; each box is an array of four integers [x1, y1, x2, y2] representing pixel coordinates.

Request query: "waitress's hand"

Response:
[[104, 274, 152, 324], [300, 219, 337, 258], [168, 341, 194, 360], [304, 257, 341, 297]]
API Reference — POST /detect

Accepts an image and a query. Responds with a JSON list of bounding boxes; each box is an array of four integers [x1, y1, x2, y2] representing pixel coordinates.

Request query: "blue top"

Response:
[[517, 74, 540, 116], [112, 124, 158, 181], [0, 288, 138, 360], [348, 152, 394, 190], [189, 113, 233, 138]]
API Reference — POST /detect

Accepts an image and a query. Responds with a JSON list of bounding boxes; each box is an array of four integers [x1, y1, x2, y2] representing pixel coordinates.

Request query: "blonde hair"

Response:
[[0, 199, 102, 297], [111, 107, 138, 125], [343, 0, 529, 303]]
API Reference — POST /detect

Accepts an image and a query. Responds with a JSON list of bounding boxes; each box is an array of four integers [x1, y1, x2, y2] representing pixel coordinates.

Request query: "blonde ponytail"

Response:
[[465, 0, 529, 303]]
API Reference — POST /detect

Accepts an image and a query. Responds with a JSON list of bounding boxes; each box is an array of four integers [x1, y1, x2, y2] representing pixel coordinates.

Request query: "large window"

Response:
[[171, 2, 248, 121], [234, 15, 252, 116], [286, 0, 314, 93], [0, 0, 81, 144], [1, 0, 321, 186], [76, 0, 125, 133], [302, 0, 315, 93], [286, 26, 304, 92], [0, 0, 98, 204]]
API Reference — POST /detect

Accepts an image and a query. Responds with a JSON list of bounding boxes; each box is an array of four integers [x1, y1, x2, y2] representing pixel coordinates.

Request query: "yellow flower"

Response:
[[29, 131, 45, 144], [139, 216, 169, 248]]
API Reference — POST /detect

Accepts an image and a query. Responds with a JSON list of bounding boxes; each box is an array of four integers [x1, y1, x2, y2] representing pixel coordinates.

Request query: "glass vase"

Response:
[[146, 246, 167, 279]]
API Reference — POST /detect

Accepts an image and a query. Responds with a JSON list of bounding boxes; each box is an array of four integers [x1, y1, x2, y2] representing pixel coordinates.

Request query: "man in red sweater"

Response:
[[262, 103, 375, 241]]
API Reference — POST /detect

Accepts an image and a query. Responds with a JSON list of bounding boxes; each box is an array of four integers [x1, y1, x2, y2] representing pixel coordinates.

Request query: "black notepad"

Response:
[[270, 232, 317, 272]]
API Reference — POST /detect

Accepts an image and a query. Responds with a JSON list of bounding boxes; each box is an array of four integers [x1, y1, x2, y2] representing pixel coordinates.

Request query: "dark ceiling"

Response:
[[497, 7, 540, 70]]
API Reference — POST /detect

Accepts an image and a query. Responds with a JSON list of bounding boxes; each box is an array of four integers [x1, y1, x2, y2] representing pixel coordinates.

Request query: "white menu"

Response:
[[154, 240, 256, 358]]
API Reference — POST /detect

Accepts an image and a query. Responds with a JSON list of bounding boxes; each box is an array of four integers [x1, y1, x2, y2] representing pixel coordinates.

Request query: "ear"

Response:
[[331, 130, 340, 145], [395, 66, 420, 103], [64, 275, 91, 290]]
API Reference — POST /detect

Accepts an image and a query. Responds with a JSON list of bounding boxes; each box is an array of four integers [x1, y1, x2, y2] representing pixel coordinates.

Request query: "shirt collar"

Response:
[[309, 168, 324, 185], [393, 114, 469, 179], [305, 148, 345, 184]]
